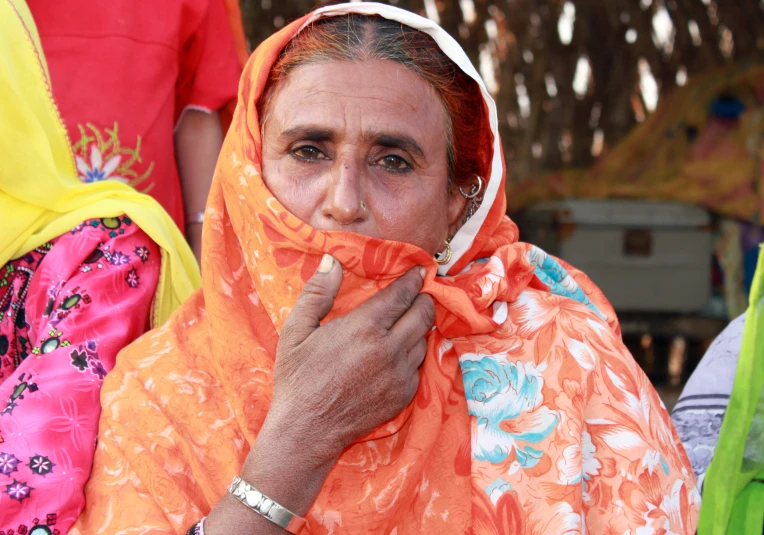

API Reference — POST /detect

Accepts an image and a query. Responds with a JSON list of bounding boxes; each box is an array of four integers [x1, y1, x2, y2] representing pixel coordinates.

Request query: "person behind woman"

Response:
[[25, 0, 246, 261], [0, 1, 200, 532], [698, 245, 764, 535], [672, 313, 747, 486], [74, 4, 699, 534], [673, 245, 764, 535]]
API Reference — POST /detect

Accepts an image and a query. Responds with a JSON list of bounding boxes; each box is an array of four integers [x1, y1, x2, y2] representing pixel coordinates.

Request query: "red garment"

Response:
[[27, 0, 242, 230], [0, 217, 160, 535]]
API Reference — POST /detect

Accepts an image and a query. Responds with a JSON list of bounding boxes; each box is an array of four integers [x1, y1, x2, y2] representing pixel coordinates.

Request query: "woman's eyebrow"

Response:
[[280, 126, 334, 143], [372, 133, 425, 159]]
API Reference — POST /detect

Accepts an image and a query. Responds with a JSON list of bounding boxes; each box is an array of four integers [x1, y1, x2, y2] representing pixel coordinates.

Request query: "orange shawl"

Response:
[[74, 4, 699, 534]]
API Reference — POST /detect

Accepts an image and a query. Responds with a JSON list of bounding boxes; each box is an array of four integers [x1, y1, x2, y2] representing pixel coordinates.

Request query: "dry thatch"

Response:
[[239, 0, 763, 186]]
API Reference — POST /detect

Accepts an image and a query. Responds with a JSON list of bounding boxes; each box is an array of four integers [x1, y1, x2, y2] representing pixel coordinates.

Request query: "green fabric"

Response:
[[699, 245, 764, 535], [727, 482, 764, 534]]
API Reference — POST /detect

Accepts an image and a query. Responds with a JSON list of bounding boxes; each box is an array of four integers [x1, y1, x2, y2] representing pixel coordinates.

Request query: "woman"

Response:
[[0, 1, 199, 532], [74, 4, 699, 534], [26, 0, 245, 260]]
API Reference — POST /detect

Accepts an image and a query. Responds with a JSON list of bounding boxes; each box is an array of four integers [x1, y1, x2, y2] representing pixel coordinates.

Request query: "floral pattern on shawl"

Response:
[[73, 234, 700, 535], [457, 248, 700, 535], [461, 355, 558, 467]]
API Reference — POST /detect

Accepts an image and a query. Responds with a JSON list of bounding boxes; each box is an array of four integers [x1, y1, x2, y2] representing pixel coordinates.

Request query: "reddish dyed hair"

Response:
[[258, 14, 492, 190]]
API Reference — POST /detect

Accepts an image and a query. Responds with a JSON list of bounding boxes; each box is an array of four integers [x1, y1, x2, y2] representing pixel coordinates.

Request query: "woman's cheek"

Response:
[[374, 204, 446, 254], [266, 163, 325, 213]]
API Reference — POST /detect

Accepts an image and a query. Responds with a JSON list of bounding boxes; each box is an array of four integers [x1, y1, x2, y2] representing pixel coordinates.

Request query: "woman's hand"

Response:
[[268, 254, 434, 462], [205, 255, 434, 534]]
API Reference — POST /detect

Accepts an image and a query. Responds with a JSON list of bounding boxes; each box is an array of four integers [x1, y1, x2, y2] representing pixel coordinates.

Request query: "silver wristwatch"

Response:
[[227, 475, 306, 534]]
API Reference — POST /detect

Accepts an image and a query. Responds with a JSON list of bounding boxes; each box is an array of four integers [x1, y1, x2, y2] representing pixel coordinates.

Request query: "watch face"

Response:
[[244, 488, 263, 508]]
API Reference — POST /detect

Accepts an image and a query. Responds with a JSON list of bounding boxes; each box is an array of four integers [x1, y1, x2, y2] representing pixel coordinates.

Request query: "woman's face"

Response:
[[261, 59, 467, 256]]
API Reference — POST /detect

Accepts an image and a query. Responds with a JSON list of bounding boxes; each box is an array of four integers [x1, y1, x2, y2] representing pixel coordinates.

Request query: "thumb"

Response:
[[281, 254, 342, 349]]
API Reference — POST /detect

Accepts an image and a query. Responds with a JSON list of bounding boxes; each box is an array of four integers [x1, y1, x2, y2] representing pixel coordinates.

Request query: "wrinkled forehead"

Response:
[[266, 59, 448, 140]]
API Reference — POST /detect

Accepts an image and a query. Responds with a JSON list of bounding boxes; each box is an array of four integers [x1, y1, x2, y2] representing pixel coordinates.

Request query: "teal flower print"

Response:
[[460, 355, 559, 467]]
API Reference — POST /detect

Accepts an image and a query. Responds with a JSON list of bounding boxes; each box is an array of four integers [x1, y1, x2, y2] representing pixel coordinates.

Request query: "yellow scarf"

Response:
[[0, 0, 200, 323]]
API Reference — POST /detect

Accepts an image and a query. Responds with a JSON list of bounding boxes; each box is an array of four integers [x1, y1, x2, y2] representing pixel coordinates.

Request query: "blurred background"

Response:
[[239, 0, 763, 408]]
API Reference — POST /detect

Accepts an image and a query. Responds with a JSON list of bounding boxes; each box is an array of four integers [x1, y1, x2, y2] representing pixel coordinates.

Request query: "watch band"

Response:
[[228, 475, 306, 534]]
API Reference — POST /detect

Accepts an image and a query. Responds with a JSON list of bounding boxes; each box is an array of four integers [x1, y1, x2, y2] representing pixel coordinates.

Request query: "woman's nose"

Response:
[[321, 159, 367, 226]]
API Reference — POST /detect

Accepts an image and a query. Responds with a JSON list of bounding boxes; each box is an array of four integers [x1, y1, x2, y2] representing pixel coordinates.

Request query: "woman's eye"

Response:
[[376, 155, 411, 172], [292, 146, 325, 161]]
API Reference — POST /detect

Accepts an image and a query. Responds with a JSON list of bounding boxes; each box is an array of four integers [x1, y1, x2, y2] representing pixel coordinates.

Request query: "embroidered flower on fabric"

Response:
[[0, 452, 20, 475], [72, 123, 154, 191], [125, 268, 140, 289], [76, 145, 128, 184], [27, 454, 54, 476], [90, 360, 107, 380], [5, 479, 33, 502], [460, 355, 559, 468], [70, 349, 88, 372], [110, 251, 130, 266], [134, 246, 150, 263], [68, 342, 102, 377]]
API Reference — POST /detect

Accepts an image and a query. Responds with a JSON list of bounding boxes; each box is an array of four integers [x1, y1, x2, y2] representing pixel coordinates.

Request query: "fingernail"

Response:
[[317, 254, 335, 273], [419, 267, 427, 279]]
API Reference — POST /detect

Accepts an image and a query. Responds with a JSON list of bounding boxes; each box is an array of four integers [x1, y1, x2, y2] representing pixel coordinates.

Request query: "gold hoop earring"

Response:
[[434, 239, 452, 265], [460, 176, 484, 199]]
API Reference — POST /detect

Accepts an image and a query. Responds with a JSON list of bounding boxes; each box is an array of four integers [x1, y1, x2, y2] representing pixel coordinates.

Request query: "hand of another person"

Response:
[[265, 254, 434, 464]]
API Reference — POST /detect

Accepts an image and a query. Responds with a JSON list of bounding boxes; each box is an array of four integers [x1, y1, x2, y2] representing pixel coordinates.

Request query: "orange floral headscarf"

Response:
[[74, 4, 699, 534]]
